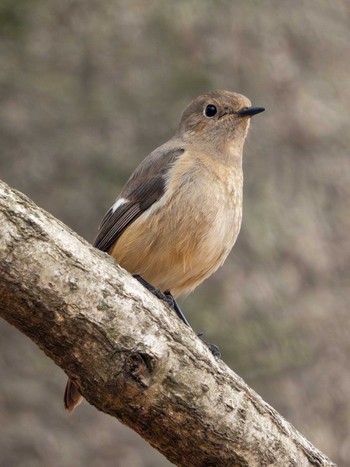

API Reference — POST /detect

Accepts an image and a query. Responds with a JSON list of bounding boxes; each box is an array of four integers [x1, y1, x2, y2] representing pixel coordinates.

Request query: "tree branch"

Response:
[[0, 179, 336, 467]]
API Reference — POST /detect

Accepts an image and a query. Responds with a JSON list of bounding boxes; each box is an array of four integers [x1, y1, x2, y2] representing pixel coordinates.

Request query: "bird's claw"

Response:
[[198, 333, 221, 359], [133, 274, 168, 302]]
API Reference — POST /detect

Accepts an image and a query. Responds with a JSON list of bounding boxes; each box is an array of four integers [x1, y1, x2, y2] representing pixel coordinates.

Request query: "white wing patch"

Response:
[[112, 198, 128, 213]]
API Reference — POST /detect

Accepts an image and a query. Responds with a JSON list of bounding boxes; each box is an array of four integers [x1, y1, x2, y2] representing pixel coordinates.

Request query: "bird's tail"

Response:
[[64, 378, 83, 412]]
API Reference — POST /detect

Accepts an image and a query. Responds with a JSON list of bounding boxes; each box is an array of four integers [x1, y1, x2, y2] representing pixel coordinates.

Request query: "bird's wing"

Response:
[[93, 146, 185, 252]]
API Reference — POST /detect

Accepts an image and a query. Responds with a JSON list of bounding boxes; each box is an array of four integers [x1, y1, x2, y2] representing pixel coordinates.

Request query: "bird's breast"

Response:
[[111, 150, 243, 296], [168, 152, 243, 268]]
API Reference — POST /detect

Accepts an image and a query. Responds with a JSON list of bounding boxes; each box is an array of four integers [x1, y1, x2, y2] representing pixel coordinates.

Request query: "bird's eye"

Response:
[[204, 104, 217, 117]]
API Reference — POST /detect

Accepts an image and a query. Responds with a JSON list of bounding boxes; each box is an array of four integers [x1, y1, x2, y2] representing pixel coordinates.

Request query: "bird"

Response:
[[64, 89, 265, 411]]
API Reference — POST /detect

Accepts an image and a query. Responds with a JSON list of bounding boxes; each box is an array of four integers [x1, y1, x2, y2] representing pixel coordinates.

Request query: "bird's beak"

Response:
[[239, 106, 265, 117]]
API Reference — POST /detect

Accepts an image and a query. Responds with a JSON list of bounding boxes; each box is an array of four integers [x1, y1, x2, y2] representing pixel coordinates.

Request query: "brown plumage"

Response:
[[64, 90, 264, 411]]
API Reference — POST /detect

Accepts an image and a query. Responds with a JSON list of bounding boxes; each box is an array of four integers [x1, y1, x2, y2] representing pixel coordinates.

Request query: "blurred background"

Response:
[[0, 1, 349, 465]]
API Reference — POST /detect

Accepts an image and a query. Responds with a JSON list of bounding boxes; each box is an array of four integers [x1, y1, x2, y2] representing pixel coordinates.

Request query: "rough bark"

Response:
[[0, 179, 336, 467]]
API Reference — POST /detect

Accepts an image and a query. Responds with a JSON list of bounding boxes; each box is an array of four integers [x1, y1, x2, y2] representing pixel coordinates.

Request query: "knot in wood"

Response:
[[123, 352, 154, 389]]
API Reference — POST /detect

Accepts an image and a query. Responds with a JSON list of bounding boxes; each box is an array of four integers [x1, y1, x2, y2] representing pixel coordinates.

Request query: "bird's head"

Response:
[[177, 90, 264, 157]]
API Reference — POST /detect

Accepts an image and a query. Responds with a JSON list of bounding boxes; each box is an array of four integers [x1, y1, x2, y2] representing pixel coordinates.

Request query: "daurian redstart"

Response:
[[64, 90, 264, 411]]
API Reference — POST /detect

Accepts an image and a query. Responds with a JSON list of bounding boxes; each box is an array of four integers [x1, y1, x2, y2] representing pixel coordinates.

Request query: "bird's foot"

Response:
[[164, 292, 190, 327], [133, 275, 190, 326], [133, 274, 168, 302], [197, 333, 221, 359], [133, 275, 219, 357]]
